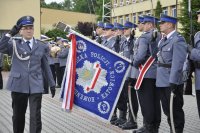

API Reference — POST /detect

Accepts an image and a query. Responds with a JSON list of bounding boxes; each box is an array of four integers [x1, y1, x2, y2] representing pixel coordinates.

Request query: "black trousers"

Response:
[[128, 78, 139, 117], [60, 66, 66, 85], [196, 90, 200, 119], [0, 67, 3, 89], [50, 64, 56, 84], [159, 84, 185, 133], [137, 78, 161, 126], [117, 79, 128, 111], [11, 92, 42, 133], [55, 63, 62, 86]]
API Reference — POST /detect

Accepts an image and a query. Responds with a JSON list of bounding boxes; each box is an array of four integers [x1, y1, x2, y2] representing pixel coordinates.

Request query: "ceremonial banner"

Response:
[[60, 33, 130, 121]]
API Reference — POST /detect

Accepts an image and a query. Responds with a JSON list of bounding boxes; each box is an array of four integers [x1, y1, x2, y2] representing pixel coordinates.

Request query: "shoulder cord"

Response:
[[12, 39, 30, 61]]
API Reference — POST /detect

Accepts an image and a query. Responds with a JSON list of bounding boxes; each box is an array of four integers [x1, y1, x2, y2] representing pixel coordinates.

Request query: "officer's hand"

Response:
[[9, 24, 22, 36], [170, 83, 177, 93], [50, 86, 56, 98]]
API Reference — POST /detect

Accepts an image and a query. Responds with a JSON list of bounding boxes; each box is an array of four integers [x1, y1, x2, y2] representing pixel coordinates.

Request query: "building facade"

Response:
[[0, 0, 96, 39], [0, 0, 41, 38], [111, 0, 182, 36]]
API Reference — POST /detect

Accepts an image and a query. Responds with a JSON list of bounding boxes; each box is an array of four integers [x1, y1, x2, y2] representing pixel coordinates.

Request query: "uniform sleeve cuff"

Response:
[[5, 33, 12, 38]]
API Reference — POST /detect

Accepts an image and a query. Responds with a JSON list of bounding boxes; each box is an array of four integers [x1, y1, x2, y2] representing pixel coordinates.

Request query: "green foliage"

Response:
[[73, 0, 92, 13], [154, 0, 162, 18], [40, 0, 74, 11], [40, 0, 111, 22], [45, 29, 68, 40], [178, 0, 200, 43], [2, 55, 11, 71], [95, 0, 110, 21]]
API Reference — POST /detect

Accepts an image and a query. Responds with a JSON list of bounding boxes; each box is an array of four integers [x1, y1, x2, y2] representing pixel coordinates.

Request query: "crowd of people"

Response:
[[0, 9, 199, 133], [91, 11, 200, 133]]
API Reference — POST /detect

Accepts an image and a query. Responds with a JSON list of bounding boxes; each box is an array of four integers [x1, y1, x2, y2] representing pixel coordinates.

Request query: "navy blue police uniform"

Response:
[[95, 21, 105, 44], [117, 21, 139, 130], [132, 15, 161, 133], [156, 14, 187, 133], [0, 16, 55, 133], [190, 9, 200, 119]]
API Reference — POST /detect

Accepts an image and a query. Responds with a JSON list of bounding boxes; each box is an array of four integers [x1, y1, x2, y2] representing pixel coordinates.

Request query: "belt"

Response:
[[158, 63, 171, 68], [194, 61, 200, 68]]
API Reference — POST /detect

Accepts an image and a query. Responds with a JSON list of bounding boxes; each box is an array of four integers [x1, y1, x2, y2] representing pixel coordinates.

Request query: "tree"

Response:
[[76, 22, 95, 36], [95, 0, 110, 22], [62, 0, 74, 11], [154, 0, 162, 18], [40, 0, 74, 11], [178, 0, 200, 43], [72, 0, 110, 22], [45, 29, 68, 40], [73, 0, 92, 13]]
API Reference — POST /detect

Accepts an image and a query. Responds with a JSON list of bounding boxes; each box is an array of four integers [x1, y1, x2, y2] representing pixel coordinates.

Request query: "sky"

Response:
[[45, 0, 64, 4]]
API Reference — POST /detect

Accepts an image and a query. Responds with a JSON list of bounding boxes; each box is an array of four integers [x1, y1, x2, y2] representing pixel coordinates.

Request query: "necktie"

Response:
[[163, 37, 167, 42], [26, 41, 31, 50]]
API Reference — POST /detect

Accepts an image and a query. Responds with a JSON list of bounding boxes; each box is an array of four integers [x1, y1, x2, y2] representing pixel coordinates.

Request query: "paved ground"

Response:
[[0, 71, 200, 133]]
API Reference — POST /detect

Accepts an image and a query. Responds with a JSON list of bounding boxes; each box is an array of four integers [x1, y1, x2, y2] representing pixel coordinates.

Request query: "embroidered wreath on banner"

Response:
[[114, 61, 125, 73], [98, 101, 110, 114], [76, 40, 87, 53]]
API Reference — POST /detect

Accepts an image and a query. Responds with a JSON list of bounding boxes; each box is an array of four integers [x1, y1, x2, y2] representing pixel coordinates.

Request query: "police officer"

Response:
[[112, 23, 126, 53], [95, 21, 105, 44], [110, 23, 128, 126], [0, 16, 56, 133], [157, 14, 187, 133], [55, 37, 62, 87], [48, 41, 57, 84], [109, 23, 126, 125], [131, 16, 148, 132], [190, 9, 200, 119], [0, 53, 3, 89], [132, 15, 161, 133], [57, 39, 69, 85], [101, 23, 116, 51], [118, 21, 139, 130]]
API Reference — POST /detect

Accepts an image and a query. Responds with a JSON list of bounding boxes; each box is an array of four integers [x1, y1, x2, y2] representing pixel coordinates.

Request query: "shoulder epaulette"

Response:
[[36, 39, 47, 45], [176, 33, 186, 42], [194, 31, 200, 38]]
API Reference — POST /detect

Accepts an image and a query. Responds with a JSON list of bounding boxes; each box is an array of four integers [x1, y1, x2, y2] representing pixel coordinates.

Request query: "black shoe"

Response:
[[132, 126, 146, 133], [110, 115, 118, 125], [119, 121, 137, 130], [114, 118, 126, 126]]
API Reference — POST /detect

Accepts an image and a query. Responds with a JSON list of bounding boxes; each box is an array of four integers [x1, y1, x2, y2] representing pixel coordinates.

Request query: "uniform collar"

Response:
[[23, 38, 33, 44], [126, 36, 130, 41], [166, 30, 176, 39]]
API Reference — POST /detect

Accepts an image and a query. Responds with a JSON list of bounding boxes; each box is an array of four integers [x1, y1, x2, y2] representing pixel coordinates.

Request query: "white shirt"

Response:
[[166, 30, 176, 39], [23, 38, 33, 49]]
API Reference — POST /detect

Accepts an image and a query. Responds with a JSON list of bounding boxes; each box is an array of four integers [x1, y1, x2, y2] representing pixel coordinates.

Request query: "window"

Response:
[[120, 16, 124, 24], [163, 7, 168, 15], [132, 0, 136, 3], [114, 0, 118, 7], [146, 10, 151, 16], [138, 12, 143, 17], [126, 0, 130, 5], [114, 17, 118, 23], [120, 0, 124, 6], [132, 13, 136, 23], [126, 15, 129, 21], [172, 6, 177, 17]]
